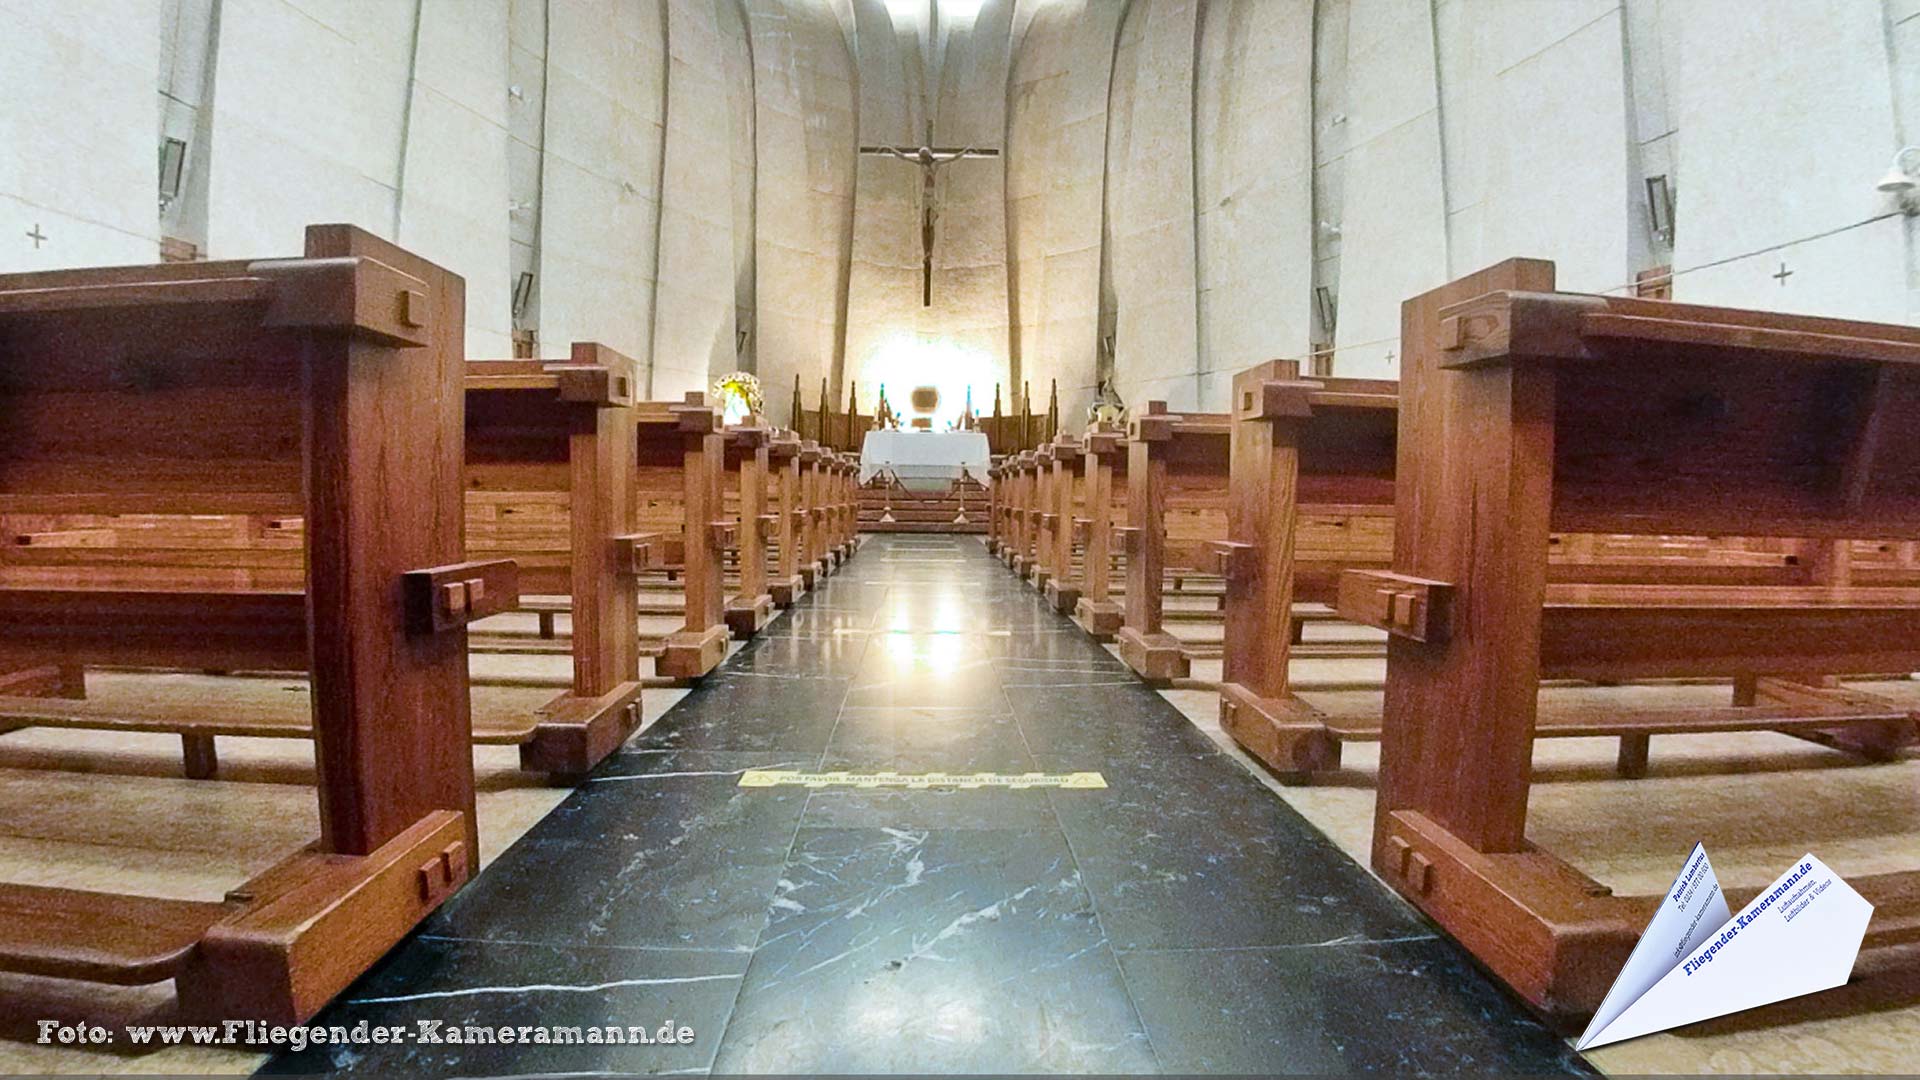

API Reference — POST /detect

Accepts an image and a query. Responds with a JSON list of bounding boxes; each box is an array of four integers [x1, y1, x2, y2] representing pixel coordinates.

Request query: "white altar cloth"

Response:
[[859, 430, 991, 491]]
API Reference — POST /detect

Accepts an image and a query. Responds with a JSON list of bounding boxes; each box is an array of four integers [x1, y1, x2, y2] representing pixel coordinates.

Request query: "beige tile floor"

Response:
[[1161, 643, 1920, 1075], [0, 654, 694, 1076]]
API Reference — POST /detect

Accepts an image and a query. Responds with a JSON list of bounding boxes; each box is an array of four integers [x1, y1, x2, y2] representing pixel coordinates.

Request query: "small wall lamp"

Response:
[[1876, 146, 1920, 197]]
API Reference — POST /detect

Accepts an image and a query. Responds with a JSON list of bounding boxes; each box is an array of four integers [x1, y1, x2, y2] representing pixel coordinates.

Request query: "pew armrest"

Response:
[[549, 364, 635, 407], [1112, 526, 1141, 553], [1337, 570, 1454, 643], [404, 559, 520, 634], [614, 533, 663, 575], [709, 521, 739, 550], [755, 514, 779, 541], [1203, 540, 1255, 577], [1071, 518, 1092, 543]]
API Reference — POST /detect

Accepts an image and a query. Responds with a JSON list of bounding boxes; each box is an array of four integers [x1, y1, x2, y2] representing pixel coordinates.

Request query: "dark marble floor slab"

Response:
[[824, 705, 1035, 770], [627, 673, 852, 752], [422, 750, 811, 951], [1011, 682, 1225, 758], [1038, 750, 1421, 951], [260, 937, 747, 1078], [260, 535, 1587, 1077], [711, 826, 1158, 1074], [1117, 939, 1595, 1075]]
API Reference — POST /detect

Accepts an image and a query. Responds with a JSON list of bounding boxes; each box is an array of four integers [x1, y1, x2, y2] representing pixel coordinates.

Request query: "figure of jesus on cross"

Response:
[[857, 143, 999, 306]]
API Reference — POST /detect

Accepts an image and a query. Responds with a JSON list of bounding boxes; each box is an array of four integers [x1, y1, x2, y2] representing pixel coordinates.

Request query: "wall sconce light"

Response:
[[1313, 285, 1337, 339], [511, 271, 535, 319], [158, 137, 188, 210], [1876, 146, 1920, 192], [1644, 174, 1674, 244]]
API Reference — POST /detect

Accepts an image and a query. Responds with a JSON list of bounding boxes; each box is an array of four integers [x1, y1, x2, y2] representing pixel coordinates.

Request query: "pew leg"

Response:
[[1794, 719, 1916, 763], [1615, 733, 1650, 779], [538, 611, 558, 640], [1731, 672, 1758, 707], [1289, 617, 1305, 646], [1219, 688, 1342, 783], [1749, 676, 1915, 763], [0, 664, 87, 699], [182, 734, 219, 780]]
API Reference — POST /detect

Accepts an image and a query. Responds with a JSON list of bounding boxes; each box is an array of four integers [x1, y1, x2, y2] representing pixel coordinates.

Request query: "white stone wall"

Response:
[[1, 0, 162, 271], [750, 0, 857, 421], [204, 0, 413, 254], [842, 0, 926, 412], [12, 0, 1920, 408], [654, 0, 744, 397], [399, 0, 514, 359], [720, 0, 758, 373], [200, 0, 513, 356], [843, 0, 1014, 422], [1435, 0, 1632, 294], [537, 0, 669, 385], [1669, 0, 1906, 321], [1193, 0, 1315, 406], [1104, 0, 1202, 412], [1005, 0, 1119, 423], [1328, 0, 1447, 378]]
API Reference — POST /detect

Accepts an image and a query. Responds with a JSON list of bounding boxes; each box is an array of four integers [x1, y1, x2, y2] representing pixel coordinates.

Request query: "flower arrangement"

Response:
[[712, 371, 764, 426]]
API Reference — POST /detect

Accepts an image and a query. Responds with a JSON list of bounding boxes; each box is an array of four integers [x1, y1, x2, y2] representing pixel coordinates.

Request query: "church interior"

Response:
[[4, 0, 1920, 1075]]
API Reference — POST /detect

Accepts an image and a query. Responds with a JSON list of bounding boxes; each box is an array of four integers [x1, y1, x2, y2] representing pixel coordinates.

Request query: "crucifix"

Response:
[[25, 224, 46, 249], [857, 143, 1000, 306], [1772, 261, 1794, 286]]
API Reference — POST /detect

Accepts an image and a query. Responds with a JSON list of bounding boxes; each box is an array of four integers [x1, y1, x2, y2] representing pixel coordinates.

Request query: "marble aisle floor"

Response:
[[263, 535, 1591, 1077]]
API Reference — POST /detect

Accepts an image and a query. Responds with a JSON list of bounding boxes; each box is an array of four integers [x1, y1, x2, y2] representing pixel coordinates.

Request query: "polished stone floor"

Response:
[[264, 535, 1591, 1076]]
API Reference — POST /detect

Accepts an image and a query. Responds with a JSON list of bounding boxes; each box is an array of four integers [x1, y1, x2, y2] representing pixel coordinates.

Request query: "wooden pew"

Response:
[[1040, 434, 1084, 613], [792, 442, 824, 590], [635, 394, 730, 680], [1006, 451, 1039, 576], [1071, 425, 1129, 638], [1339, 258, 1920, 1021], [5, 348, 650, 779], [0, 224, 506, 1023], [1027, 441, 1058, 589], [829, 452, 858, 562], [723, 423, 776, 637], [984, 457, 1005, 555], [463, 346, 647, 775], [989, 456, 1013, 562], [768, 431, 807, 605], [1114, 404, 1232, 682], [824, 453, 855, 564], [1210, 359, 1887, 780], [1209, 362, 1397, 776]]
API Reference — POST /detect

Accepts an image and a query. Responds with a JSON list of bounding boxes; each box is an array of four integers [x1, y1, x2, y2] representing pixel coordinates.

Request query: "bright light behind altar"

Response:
[[863, 332, 994, 429]]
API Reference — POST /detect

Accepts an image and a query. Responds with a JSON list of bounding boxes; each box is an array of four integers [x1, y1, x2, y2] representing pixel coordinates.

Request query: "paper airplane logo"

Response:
[[1577, 845, 1873, 1049]]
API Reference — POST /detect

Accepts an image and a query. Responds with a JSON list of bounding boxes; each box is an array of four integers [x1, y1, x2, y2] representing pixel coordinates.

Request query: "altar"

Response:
[[859, 429, 991, 492]]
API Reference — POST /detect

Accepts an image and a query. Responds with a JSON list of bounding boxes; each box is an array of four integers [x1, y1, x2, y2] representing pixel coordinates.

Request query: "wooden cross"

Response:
[[1773, 261, 1794, 286], [856, 144, 1000, 306], [25, 224, 46, 249]]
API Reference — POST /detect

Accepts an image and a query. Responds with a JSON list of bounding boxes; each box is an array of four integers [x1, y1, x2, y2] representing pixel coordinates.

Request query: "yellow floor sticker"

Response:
[[739, 769, 1107, 790]]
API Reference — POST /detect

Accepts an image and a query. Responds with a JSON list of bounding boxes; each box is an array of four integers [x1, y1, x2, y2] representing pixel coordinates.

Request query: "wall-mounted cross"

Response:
[[1772, 260, 1794, 286], [856, 143, 1000, 306], [25, 224, 46, 249]]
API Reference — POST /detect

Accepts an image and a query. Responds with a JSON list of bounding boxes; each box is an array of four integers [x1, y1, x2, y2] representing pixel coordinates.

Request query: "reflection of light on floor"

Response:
[[881, 630, 966, 675], [884, 596, 968, 635], [846, 980, 988, 1045]]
